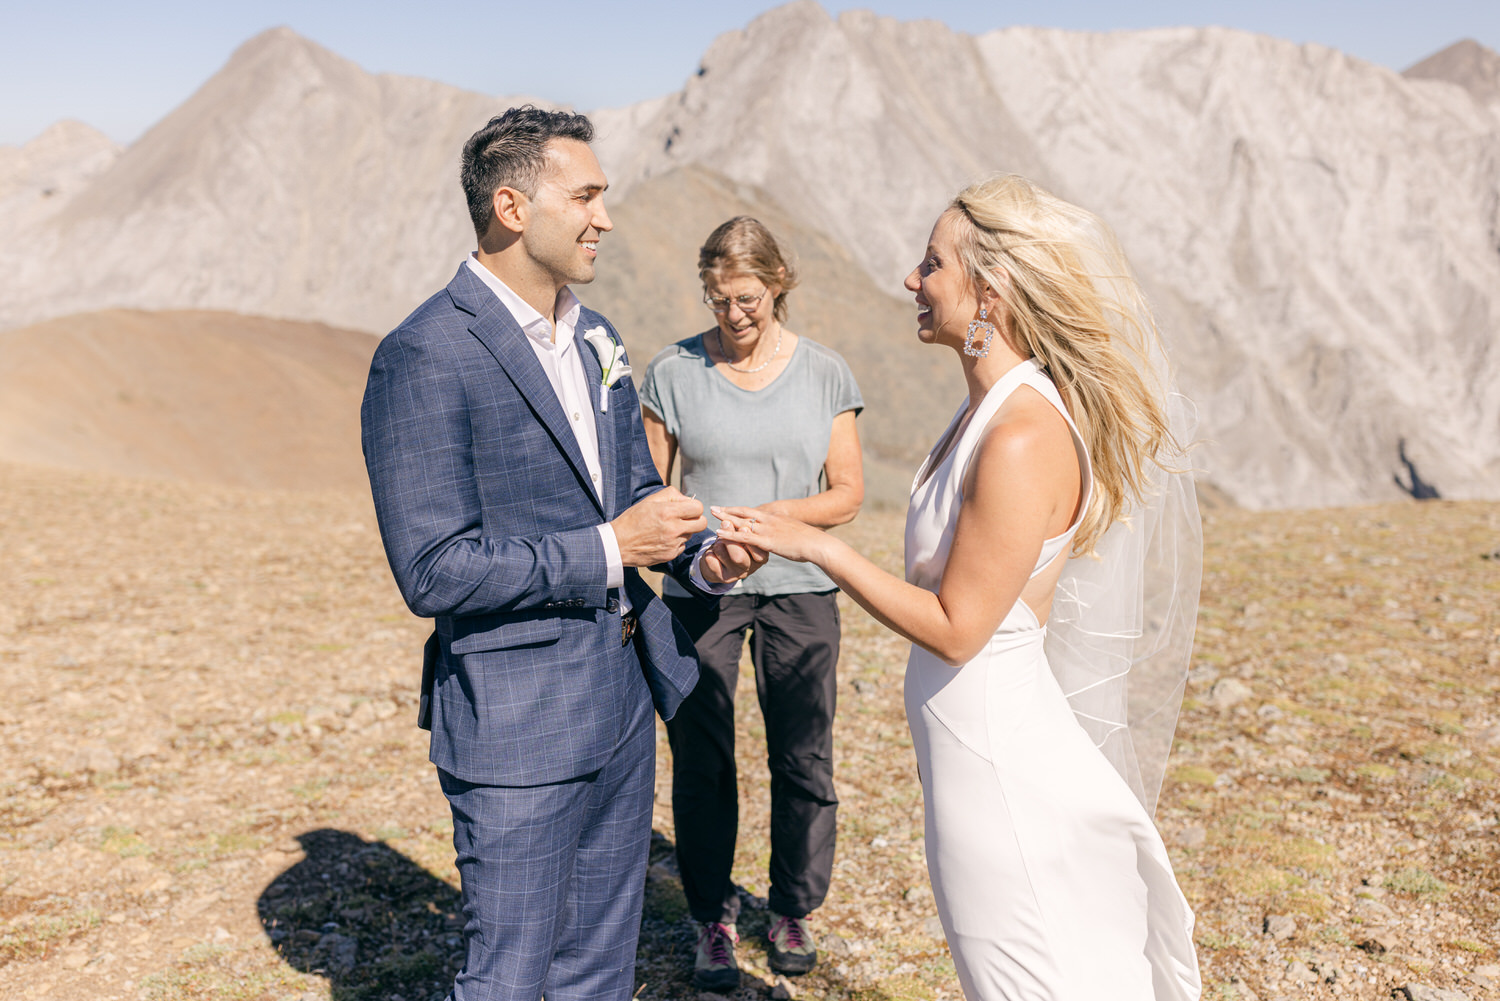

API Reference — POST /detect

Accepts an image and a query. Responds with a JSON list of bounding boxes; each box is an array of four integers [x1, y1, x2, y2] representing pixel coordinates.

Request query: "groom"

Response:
[[362, 107, 763, 1001]]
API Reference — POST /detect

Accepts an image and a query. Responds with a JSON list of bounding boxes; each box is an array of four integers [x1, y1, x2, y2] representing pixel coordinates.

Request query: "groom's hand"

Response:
[[613, 487, 708, 566], [699, 537, 769, 585]]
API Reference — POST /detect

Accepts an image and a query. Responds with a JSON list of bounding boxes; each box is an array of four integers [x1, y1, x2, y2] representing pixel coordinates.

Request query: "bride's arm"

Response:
[[716, 412, 1074, 665]]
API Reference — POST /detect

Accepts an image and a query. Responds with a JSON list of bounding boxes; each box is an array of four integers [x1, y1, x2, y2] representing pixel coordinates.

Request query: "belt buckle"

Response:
[[620, 613, 638, 647]]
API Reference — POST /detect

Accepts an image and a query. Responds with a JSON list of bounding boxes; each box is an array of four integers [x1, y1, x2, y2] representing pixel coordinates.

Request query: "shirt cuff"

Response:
[[690, 535, 739, 595], [598, 524, 624, 591]]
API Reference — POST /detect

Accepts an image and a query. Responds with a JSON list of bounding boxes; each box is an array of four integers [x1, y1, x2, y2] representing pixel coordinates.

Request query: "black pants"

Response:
[[664, 591, 840, 923]]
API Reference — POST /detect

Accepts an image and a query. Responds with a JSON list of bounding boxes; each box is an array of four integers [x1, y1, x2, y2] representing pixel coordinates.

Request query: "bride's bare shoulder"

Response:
[[965, 388, 1078, 495]]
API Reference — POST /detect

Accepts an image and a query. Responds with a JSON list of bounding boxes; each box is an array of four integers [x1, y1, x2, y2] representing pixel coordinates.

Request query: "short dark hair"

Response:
[[460, 106, 594, 239]]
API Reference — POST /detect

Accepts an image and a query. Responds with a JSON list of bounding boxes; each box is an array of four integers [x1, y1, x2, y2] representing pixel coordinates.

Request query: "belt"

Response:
[[620, 610, 639, 647]]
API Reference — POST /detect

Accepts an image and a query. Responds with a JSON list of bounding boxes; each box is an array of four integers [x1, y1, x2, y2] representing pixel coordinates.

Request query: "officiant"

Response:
[[639, 216, 864, 990]]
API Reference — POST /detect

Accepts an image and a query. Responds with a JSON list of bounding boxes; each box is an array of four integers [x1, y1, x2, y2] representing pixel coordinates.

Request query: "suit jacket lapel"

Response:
[[577, 312, 619, 519], [449, 268, 606, 519]]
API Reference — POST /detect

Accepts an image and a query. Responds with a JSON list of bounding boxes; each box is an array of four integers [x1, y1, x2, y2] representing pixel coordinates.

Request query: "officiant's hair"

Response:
[[698, 217, 800, 323], [946, 175, 1178, 556], [461, 106, 594, 239]]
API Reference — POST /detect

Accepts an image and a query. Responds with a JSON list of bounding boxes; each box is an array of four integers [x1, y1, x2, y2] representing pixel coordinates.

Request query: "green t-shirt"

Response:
[[639, 333, 864, 596]]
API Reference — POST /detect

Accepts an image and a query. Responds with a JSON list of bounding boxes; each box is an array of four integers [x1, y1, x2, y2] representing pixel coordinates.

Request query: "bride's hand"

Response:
[[712, 506, 828, 565]]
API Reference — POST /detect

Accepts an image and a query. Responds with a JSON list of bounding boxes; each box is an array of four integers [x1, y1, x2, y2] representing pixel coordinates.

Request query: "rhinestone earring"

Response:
[[964, 307, 996, 358]]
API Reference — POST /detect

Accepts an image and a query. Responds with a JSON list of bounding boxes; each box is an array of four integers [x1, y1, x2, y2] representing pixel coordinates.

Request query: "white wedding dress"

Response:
[[903, 359, 1201, 1000]]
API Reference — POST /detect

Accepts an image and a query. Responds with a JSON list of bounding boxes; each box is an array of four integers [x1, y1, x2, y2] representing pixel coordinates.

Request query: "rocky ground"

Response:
[[1, 459, 1496, 1001]]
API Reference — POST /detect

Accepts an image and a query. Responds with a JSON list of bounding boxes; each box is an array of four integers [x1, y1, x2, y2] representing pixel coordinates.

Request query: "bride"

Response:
[[714, 175, 1202, 1000]]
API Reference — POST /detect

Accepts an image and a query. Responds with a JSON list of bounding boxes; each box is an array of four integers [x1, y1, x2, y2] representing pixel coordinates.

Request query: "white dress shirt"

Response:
[[464, 255, 731, 605]]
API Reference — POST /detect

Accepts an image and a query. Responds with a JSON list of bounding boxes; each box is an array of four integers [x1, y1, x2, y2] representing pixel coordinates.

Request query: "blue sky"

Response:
[[2, 0, 1495, 147]]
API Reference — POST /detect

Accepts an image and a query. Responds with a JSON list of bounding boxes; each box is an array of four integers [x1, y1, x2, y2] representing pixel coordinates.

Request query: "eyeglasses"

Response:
[[703, 288, 767, 313]]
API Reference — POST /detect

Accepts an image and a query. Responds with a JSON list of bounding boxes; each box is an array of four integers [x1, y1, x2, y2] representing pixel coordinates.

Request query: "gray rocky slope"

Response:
[[1, 3, 1496, 508]]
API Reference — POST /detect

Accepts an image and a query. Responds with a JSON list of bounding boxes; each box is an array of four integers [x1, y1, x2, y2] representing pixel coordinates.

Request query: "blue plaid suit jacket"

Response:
[[362, 264, 707, 786]]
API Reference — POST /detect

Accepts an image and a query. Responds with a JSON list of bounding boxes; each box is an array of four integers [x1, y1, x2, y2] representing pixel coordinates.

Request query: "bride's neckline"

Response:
[[915, 360, 1040, 491]]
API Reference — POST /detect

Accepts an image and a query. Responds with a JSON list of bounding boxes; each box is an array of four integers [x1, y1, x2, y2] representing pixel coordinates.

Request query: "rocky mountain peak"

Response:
[[1, 8, 1496, 509], [1403, 38, 1500, 106]]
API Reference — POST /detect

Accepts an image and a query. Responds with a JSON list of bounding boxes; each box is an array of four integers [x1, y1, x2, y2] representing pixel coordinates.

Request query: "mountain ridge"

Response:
[[1, 6, 1495, 509]]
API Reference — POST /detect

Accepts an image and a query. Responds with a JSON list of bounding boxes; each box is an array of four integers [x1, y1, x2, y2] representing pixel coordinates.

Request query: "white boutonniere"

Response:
[[583, 326, 631, 413]]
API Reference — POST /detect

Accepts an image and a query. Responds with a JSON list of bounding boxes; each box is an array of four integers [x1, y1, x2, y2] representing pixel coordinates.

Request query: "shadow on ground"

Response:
[[259, 828, 895, 1001], [258, 829, 463, 1001]]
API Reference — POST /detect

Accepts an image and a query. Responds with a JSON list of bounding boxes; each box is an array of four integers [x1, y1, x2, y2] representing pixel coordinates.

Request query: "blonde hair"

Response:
[[948, 175, 1178, 555], [698, 216, 799, 322]]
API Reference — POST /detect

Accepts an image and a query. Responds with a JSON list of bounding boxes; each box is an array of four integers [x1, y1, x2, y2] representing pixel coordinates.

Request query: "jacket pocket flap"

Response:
[[450, 616, 564, 654]]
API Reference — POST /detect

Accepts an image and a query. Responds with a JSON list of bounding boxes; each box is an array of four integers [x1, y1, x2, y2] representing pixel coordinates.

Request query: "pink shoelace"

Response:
[[773, 916, 805, 949], [705, 924, 735, 963]]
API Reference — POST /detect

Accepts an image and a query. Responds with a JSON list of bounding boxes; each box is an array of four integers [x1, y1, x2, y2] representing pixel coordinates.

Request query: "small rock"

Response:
[[771, 976, 798, 999], [1475, 725, 1500, 746], [291, 929, 322, 946], [1466, 972, 1497, 991], [1401, 985, 1471, 1001], [1358, 930, 1399, 954], [318, 932, 358, 972], [903, 884, 933, 905], [1208, 679, 1253, 711], [1284, 960, 1318, 983], [346, 701, 378, 729], [922, 916, 945, 939], [59, 946, 90, 970], [1476, 965, 1500, 979], [1176, 825, 1206, 848], [1263, 914, 1296, 940], [79, 745, 122, 774], [852, 678, 876, 695], [1310, 955, 1342, 983], [820, 932, 851, 956], [1225, 978, 1260, 1001], [1354, 897, 1395, 921], [1256, 703, 1284, 720]]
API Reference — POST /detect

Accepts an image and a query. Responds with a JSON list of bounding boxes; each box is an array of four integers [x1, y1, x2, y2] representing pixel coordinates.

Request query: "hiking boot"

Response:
[[693, 921, 741, 992], [767, 912, 817, 975]]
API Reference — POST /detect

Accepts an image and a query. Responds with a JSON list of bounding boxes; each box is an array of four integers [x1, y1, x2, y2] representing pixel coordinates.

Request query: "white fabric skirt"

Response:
[[904, 624, 1200, 1001]]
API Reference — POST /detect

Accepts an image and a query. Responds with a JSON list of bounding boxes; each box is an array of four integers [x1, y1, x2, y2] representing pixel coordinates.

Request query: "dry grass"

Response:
[[1, 460, 1496, 1000]]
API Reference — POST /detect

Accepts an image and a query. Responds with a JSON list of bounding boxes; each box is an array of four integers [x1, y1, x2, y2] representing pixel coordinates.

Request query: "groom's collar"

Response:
[[461, 254, 581, 340]]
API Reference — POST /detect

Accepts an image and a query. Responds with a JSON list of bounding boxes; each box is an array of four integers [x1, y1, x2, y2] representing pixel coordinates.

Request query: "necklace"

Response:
[[716, 324, 783, 374]]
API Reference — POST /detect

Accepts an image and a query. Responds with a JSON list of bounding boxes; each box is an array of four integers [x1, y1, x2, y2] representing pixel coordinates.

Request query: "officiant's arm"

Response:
[[716, 415, 1073, 665], [756, 410, 862, 528]]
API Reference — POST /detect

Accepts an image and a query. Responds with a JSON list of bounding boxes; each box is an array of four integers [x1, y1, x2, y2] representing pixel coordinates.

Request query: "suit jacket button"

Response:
[[606, 597, 619, 613]]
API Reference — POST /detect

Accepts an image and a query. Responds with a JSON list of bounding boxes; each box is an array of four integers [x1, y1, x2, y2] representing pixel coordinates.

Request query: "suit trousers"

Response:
[[438, 666, 656, 1001], [664, 591, 840, 923]]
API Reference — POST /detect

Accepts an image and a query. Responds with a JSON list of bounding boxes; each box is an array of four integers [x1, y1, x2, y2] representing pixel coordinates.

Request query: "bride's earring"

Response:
[[964, 307, 996, 358]]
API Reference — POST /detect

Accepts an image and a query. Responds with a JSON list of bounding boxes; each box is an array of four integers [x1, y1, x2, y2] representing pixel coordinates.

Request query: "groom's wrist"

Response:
[[597, 525, 624, 590]]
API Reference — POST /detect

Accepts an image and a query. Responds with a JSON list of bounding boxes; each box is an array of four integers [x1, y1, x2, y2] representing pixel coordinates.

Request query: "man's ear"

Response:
[[491, 186, 528, 235]]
